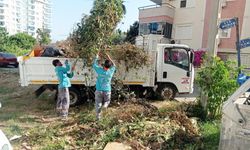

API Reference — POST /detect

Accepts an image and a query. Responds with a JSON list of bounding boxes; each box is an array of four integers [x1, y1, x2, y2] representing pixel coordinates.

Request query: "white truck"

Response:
[[18, 44, 194, 106]]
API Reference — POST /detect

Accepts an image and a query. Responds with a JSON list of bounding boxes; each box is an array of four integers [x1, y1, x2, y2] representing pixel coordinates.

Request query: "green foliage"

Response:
[[0, 27, 8, 49], [196, 57, 238, 119], [125, 21, 139, 44], [199, 121, 220, 150], [110, 29, 125, 45], [102, 127, 120, 143], [36, 28, 51, 45], [9, 33, 36, 49], [0, 27, 36, 56], [71, 0, 125, 59], [185, 101, 207, 121], [41, 140, 67, 150]]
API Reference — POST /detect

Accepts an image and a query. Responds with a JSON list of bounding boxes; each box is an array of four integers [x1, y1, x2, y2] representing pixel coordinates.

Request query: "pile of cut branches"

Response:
[[21, 101, 201, 149]]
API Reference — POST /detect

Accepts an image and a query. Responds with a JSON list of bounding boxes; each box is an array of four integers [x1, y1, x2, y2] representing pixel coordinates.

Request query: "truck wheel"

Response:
[[157, 85, 177, 100], [69, 87, 81, 106]]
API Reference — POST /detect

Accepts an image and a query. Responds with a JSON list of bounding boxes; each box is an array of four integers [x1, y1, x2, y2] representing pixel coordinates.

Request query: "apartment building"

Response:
[[0, 0, 51, 37], [138, 0, 250, 66]]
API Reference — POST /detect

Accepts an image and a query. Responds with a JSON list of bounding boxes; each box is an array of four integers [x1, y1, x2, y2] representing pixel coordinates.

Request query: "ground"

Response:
[[0, 67, 220, 150]]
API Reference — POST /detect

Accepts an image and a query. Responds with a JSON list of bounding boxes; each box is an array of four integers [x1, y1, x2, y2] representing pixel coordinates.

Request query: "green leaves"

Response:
[[9, 33, 36, 50], [0, 29, 36, 56], [125, 21, 139, 44], [196, 57, 238, 119], [36, 28, 51, 46], [0, 27, 8, 47], [71, 0, 125, 60]]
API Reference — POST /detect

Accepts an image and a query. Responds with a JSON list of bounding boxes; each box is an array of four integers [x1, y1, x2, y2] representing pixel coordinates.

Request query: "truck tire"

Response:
[[69, 87, 81, 106], [156, 84, 177, 100]]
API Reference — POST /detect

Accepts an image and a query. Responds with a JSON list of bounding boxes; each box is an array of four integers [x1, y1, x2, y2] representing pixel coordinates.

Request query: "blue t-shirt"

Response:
[[55, 62, 71, 88], [92, 58, 116, 92]]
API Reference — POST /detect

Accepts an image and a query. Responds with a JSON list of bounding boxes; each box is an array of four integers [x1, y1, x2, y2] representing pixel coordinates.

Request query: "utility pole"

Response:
[[201, 0, 221, 110], [207, 0, 221, 57], [235, 17, 241, 73]]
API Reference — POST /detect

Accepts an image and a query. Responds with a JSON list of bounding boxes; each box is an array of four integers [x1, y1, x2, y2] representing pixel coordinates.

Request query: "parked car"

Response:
[[0, 52, 18, 68]]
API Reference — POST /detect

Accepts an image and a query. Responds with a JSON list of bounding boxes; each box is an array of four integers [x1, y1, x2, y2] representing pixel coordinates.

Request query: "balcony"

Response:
[[150, 0, 162, 5], [139, 3, 175, 24]]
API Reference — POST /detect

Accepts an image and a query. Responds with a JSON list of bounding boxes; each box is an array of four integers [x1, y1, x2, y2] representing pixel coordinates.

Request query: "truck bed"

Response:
[[18, 52, 156, 87]]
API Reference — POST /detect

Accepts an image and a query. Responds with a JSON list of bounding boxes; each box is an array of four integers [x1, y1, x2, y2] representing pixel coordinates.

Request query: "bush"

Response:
[[196, 57, 238, 119], [0, 29, 36, 56]]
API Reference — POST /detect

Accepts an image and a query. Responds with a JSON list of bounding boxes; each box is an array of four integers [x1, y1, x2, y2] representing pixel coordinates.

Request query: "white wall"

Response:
[[171, 0, 206, 49], [139, 5, 175, 20]]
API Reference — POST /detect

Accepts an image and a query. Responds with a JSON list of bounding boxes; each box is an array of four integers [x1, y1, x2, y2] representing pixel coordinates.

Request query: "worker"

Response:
[[92, 51, 116, 120], [52, 59, 72, 120]]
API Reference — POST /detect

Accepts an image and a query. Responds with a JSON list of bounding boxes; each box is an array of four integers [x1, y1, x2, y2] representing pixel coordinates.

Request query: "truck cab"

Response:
[[155, 44, 194, 99]]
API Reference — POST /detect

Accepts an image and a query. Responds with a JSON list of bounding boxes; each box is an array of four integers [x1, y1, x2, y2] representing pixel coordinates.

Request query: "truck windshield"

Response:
[[164, 48, 189, 70]]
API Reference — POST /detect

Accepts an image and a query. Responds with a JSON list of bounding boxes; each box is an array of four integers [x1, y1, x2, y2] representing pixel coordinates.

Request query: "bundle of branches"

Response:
[[107, 43, 150, 71], [55, 38, 78, 58], [71, 0, 125, 61]]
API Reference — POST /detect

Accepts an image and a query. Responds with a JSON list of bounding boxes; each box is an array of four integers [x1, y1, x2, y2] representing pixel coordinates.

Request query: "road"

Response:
[[175, 84, 199, 102]]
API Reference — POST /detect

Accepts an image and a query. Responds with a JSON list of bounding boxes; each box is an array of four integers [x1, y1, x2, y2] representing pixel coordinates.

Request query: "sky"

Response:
[[51, 0, 154, 42]]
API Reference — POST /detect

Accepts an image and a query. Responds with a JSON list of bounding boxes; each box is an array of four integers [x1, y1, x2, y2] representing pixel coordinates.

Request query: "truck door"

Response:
[[157, 47, 194, 94]]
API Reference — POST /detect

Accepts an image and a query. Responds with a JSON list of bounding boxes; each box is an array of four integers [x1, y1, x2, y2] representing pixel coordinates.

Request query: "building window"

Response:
[[175, 24, 193, 40], [16, 7, 21, 12], [220, 28, 231, 38], [29, 16, 35, 20], [0, 9, 3, 13], [148, 23, 159, 34], [180, 0, 187, 8], [139, 23, 149, 35], [30, 22, 35, 25], [0, 21, 4, 26], [28, 26, 35, 31], [29, 10, 35, 15], [164, 22, 173, 39], [0, 15, 3, 19]]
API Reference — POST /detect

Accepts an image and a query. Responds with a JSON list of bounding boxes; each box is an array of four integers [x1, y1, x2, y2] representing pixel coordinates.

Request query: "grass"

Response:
[[199, 120, 220, 150], [0, 87, 12, 94]]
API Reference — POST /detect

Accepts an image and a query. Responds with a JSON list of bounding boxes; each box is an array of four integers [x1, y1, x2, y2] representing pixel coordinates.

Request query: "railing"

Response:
[[138, 3, 175, 10]]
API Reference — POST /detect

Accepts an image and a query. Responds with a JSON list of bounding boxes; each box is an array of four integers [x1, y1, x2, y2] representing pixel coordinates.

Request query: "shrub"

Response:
[[196, 57, 238, 119]]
